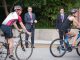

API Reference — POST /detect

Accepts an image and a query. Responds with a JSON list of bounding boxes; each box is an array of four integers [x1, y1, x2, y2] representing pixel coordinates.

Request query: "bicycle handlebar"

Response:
[[13, 31, 25, 38]]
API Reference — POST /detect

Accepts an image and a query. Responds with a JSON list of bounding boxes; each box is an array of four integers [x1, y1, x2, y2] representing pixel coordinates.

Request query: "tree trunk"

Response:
[[2, 0, 9, 16]]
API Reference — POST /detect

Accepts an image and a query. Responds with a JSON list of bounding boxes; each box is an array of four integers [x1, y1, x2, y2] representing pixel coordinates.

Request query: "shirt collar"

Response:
[[61, 13, 64, 16]]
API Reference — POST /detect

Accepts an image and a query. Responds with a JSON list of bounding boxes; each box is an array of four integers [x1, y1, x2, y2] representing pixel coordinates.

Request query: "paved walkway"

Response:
[[6, 48, 80, 60], [29, 48, 80, 60]]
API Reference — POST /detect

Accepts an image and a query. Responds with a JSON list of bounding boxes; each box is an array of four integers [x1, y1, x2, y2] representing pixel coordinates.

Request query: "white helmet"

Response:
[[14, 5, 22, 10]]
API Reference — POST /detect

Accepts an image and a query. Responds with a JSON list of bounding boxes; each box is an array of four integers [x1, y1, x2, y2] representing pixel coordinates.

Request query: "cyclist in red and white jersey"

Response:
[[1, 5, 31, 59]]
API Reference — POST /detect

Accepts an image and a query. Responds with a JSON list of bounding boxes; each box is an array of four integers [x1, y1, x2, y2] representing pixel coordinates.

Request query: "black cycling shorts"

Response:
[[1, 24, 13, 39]]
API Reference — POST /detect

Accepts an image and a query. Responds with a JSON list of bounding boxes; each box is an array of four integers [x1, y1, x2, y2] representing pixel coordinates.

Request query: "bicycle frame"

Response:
[[15, 32, 33, 60], [19, 32, 25, 51], [76, 31, 80, 40], [64, 30, 80, 47]]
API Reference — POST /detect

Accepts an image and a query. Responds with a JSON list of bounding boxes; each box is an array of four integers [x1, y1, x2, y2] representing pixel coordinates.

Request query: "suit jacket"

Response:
[[56, 13, 68, 30], [24, 12, 36, 29]]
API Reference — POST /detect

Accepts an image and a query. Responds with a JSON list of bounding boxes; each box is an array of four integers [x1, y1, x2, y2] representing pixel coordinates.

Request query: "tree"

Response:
[[0, 0, 80, 28], [2, 0, 9, 16]]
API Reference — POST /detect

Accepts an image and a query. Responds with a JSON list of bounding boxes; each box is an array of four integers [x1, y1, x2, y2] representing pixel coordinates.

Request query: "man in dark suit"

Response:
[[56, 8, 68, 40], [24, 6, 37, 47]]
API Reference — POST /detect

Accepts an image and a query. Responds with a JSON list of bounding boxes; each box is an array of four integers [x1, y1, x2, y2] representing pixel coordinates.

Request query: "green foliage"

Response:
[[0, 0, 80, 28]]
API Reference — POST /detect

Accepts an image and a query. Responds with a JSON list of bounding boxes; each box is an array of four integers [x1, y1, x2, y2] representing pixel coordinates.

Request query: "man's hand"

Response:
[[31, 20, 37, 23], [23, 29, 31, 36], [27, 31, 31, 36], [34, 20, 37, 23], [18, 29, 23, 32]]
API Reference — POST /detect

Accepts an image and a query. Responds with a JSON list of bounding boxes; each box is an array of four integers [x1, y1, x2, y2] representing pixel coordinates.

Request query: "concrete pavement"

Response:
[[29, 48, 80, 60], [6, 48, 80, 60]]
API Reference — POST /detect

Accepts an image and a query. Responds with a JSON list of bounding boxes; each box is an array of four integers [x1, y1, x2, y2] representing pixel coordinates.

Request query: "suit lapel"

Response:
[[59, 14, 61, 19], [28, 13, 32, 20], [28, 13, 30, 18]]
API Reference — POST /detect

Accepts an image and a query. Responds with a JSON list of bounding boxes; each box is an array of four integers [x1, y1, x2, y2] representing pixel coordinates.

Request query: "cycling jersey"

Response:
[[1, 12, 22, 38], [2, 12, 22, 26]]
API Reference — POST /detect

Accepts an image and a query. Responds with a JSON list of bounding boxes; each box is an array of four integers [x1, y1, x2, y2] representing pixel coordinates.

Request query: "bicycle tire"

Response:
[[15, 40, 33, 60], [76, 41, 80, 56], [50, 39, 66, 57], [0, 42, 8, 60]]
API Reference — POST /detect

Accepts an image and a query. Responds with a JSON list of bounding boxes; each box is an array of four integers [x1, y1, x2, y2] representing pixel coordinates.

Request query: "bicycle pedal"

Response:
[[22, 47, 25, 51], [22, 48, 25, 51], [3, 43, 9, 49], [9, 55, 15, 60], [67, 47, 72, 52]]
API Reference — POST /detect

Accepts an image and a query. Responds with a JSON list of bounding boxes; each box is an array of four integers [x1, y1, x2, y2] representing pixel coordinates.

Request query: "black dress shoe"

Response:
[[31, 45, 35, 48], [33, 46, 35, 48]]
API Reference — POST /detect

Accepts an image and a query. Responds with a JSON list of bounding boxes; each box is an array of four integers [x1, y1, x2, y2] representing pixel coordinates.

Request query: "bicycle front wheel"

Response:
[[15, 40, 33, 60], [0, 42, 7, 60], [50, 39, 66, 57], [76, 41, 80, 56]]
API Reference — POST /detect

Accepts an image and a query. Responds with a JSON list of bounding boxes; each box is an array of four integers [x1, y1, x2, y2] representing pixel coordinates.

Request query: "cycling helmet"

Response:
[[14, 5, 22, 10], [70, 9, 78, 14]]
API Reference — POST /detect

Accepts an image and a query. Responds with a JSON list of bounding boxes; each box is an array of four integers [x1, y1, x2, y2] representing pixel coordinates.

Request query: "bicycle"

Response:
[[0, 35, 9, 60], [15, 31, 33, 60], [50, 30, 80, 57]]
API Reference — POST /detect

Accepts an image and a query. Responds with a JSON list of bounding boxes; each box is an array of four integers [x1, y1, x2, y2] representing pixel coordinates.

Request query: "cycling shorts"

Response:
[[1, 24, 13, 39]]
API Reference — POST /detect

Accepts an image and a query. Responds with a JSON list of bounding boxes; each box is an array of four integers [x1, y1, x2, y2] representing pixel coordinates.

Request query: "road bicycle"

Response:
[[0, 36, 9, 60], [15, 31, 33, 60], [50, 30, 80, 57], [0, 31, 33, 60]]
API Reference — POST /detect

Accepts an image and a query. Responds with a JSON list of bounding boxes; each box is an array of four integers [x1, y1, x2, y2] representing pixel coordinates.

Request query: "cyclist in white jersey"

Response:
[[1, 5, 31, 60]]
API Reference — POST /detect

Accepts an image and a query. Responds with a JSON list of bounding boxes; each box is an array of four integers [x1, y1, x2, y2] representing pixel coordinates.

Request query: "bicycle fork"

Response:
[[20, 40, 25, 51], [20, 33, 25, 51]]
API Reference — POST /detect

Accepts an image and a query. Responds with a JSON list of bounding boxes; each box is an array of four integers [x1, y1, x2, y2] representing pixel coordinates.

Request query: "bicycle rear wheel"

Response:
[[76, 41, 80, 56], [0, 42, 7, 60], [15, 40, 33, 60], [50, 39, 66, 57]]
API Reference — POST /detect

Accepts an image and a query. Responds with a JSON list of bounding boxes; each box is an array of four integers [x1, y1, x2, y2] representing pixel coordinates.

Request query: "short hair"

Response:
[[28, 6, 32, 9], [60, 7, 64, 10]]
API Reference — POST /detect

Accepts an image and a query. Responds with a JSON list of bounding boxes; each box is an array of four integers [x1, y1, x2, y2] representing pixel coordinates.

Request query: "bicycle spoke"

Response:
[[0, 42, 7, 60], [50, 39, 66, 57], [76, 41, 80, 56], [15, 41, 33, 60]]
